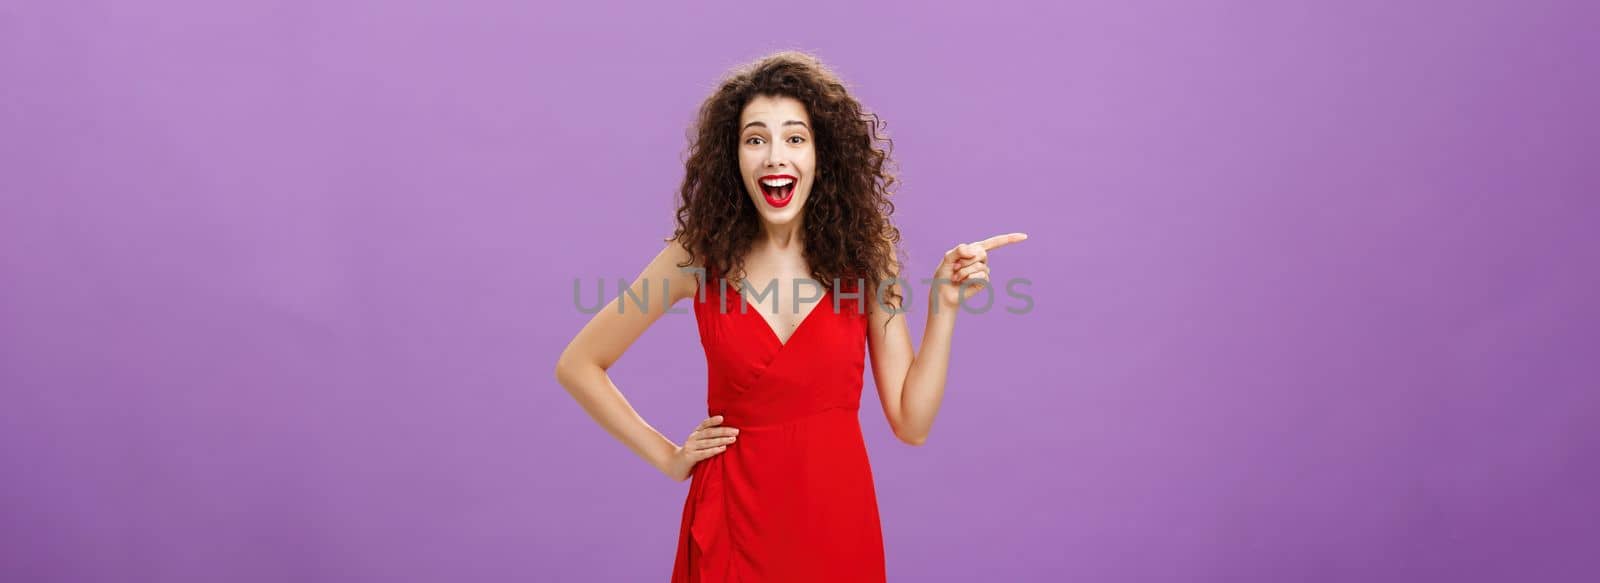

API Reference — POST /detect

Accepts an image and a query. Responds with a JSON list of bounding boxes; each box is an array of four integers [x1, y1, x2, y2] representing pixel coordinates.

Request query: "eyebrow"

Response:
[[741, 120, 809, 131]]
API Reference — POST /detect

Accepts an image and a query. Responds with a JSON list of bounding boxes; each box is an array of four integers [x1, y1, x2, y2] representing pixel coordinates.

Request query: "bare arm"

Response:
[[867, 233, 1028, 446], [554, 239, 737, 481]]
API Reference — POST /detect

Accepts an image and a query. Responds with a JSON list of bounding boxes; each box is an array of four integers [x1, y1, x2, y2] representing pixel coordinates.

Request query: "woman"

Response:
[[555, 51, 1026, 582]]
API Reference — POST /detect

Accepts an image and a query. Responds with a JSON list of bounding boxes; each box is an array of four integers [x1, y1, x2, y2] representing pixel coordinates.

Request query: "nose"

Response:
[[763, 141, 788, 168]]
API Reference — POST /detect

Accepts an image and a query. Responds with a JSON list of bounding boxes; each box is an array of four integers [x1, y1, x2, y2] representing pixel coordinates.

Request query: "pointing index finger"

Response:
[[978, 232, 1029, 251]]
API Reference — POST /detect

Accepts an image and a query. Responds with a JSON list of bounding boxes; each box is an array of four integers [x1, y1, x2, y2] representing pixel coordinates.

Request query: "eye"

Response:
[[745, 136, 765, 145], [787, 135, 807, 144]]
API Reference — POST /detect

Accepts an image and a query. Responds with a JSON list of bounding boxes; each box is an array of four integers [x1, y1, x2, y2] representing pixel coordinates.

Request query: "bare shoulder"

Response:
[[867, 250, 907, 316], [650, 236, 702, 304]]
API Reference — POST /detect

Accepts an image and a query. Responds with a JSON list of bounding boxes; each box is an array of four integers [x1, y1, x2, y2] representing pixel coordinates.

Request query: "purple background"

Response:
[[3, 1, 1597, 581]]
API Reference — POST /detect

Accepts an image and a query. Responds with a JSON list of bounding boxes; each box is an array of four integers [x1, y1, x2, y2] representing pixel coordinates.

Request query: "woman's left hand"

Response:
[[933, 232, 1028, 308]]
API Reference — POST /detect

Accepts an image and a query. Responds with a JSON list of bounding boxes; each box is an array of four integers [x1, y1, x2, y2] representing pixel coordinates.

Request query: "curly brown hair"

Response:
[[669, 50, 905, 318]]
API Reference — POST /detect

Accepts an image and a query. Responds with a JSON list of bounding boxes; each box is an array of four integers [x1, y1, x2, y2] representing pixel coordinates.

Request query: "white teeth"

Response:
[[760, 178, 795, 187]]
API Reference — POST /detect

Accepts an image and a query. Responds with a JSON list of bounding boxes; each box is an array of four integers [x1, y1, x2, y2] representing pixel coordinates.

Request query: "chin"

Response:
[[756, 207, 801, 226]]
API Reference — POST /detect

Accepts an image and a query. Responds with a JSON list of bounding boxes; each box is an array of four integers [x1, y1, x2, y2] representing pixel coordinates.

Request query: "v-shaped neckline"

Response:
[[726, 279, 831, 349]]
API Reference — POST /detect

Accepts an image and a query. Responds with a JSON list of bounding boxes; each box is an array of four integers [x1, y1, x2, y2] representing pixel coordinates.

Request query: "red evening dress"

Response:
[[670, 273, 887, 582]]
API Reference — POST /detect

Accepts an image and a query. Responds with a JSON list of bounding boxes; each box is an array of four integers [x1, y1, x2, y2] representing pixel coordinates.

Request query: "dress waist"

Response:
[[713, 404, 859, 431]]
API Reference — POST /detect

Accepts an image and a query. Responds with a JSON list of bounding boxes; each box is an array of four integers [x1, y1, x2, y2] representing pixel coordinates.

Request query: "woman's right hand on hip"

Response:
[[663, 415, 739, 482]]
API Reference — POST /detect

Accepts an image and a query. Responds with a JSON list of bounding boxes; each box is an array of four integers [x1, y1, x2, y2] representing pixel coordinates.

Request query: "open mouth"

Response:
[[759, 176, 796, 208]]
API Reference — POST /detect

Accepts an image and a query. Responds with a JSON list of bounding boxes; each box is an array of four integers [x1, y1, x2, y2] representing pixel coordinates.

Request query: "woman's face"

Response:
[[738, 94, 816, 227]]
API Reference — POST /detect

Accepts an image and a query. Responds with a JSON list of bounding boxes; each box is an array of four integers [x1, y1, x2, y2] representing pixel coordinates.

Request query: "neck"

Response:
[[757, 213, 804, 254]]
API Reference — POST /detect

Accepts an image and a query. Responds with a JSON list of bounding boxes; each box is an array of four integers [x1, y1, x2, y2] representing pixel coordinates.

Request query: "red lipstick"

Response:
[[758, 174, 797, 208]]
